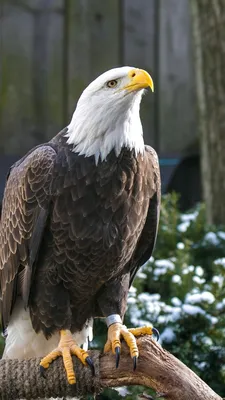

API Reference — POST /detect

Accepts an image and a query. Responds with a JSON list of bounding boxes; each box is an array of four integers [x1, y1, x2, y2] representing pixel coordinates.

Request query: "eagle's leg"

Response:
[[104, 319, 159, 370], [98, 274, 159, 369], [39, 329, 93, 385]]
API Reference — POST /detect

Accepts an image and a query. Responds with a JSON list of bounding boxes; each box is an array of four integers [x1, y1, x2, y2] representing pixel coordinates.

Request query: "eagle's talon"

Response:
[[86, 356, 95, 376], [39, 329, 93, 385], [128, 325, 159, 340], [105, 323, 139, 368], [152, 327, 160, 341], [39, 365, 46, 379], [105, 322, 159, 370], [133, 355, 137, 371], [115, 346, 120, 368]]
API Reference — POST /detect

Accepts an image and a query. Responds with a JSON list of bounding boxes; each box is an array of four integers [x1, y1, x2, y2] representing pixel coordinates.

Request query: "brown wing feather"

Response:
[[129, 145, 161, 286], [0, 145, 56, 332]]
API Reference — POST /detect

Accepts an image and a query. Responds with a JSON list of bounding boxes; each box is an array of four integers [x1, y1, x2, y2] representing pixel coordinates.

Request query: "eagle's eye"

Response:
[[106, 79, 118, 88]]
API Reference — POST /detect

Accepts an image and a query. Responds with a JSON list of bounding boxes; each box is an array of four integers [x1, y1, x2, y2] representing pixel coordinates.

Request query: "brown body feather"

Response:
[[0, 128, 160, 338]]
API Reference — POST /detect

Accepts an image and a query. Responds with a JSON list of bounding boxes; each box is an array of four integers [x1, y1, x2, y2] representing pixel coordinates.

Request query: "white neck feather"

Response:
[[66, 91, 145, 164]]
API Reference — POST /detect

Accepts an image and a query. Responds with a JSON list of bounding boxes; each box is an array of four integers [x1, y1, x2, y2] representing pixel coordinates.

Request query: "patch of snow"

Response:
[[193, 276, 205, 285], [157, 315, 167, 324], [204, 232, 220, 245], [138, 319, 153, 326], [218, 231, 225, 240], [195, 266, 204, 277], [155, 259, 175, 270], [172, 275, 182, 284], [138, 293, 153, 302], [195, 361, 207, 371], [180, 211, 199, 222], [127, 297, 137, 305], [164, 306, 181, 322], [154, 267, 167, 276], [134, 293, 163, 321], [177, 221, 190, 232], [160, 327, 176, 344], [129, 304, 142, 326], [186, 291, 215, 305], [149, 294, 161, 301], [201, 337, 212, 346], [115, 387, 130, 397], [129, 285, 137, 294], [182, 265, 194, 275], [177, 242, 185, 250], [182, 304, 205, 316], [171, 297, 182, 307], [212, 275, 224, 288], [136, 271, 147, 279], [216, 301, 224, 310], [146, 301, 161, 316], [214, 258, 225, 267], [209, 316, 218, 324], [164, 305, 174, 313], [182, 268, 189, 275]]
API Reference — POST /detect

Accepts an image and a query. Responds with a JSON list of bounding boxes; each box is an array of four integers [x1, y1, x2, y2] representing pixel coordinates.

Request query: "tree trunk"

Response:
[[191, 0, 225, 225]]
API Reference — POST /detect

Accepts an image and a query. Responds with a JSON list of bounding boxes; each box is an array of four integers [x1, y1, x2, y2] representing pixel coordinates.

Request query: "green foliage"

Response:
[[124, 193, 225, 398]]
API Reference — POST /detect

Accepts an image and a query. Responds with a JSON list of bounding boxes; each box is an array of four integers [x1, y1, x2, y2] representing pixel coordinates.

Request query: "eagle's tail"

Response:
[[2, 299, 93, 359]]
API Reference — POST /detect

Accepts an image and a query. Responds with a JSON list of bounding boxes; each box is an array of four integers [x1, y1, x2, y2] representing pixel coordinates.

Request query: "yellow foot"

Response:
[[40, 330, 94, 385], [104, 323, 159, 370]]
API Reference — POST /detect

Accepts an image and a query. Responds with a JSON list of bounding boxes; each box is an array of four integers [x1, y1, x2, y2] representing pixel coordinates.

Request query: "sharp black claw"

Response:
[[86, 356, 95, 376], [39, 365, 46, 379], [133, 356, 137, 371], [115, 346, 120, 368], [152, 327, 160, 341]]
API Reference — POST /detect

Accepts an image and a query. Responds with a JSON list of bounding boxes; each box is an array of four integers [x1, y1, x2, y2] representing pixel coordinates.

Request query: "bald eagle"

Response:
[[0, 67, 160, 384]]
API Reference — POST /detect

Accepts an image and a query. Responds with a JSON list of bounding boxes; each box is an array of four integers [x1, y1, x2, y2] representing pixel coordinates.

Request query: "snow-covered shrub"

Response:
[[124, 193, 225, 397]]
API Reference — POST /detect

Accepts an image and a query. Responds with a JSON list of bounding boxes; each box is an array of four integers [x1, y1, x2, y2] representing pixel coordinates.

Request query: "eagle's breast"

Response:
[[49, 146, 150, 289]]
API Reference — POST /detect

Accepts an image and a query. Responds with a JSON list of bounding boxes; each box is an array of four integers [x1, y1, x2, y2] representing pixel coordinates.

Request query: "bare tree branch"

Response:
[[0, 336, 222, 400]]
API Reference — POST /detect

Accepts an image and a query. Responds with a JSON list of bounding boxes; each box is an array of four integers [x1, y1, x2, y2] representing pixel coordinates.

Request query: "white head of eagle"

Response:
[[66, 66, 154, 164]]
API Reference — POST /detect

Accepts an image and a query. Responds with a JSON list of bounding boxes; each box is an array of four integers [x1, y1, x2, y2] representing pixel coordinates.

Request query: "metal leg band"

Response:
[[106, 314, 122, 327]]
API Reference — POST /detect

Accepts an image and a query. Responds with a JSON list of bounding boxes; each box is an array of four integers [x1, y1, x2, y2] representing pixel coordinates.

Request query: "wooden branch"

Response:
[[0, 336, 222, 400]]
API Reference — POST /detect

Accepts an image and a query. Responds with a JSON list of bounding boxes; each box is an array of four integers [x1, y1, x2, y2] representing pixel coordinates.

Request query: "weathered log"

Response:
[[0, 336, 222, 400]]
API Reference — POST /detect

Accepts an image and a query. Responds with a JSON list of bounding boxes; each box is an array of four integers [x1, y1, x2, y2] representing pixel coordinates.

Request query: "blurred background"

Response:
[[0, 0, 200, 211], [1, 1, 225, 399]]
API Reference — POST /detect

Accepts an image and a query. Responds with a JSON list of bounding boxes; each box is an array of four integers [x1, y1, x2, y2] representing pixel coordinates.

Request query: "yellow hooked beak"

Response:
[[124, 68, 154, 93]]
